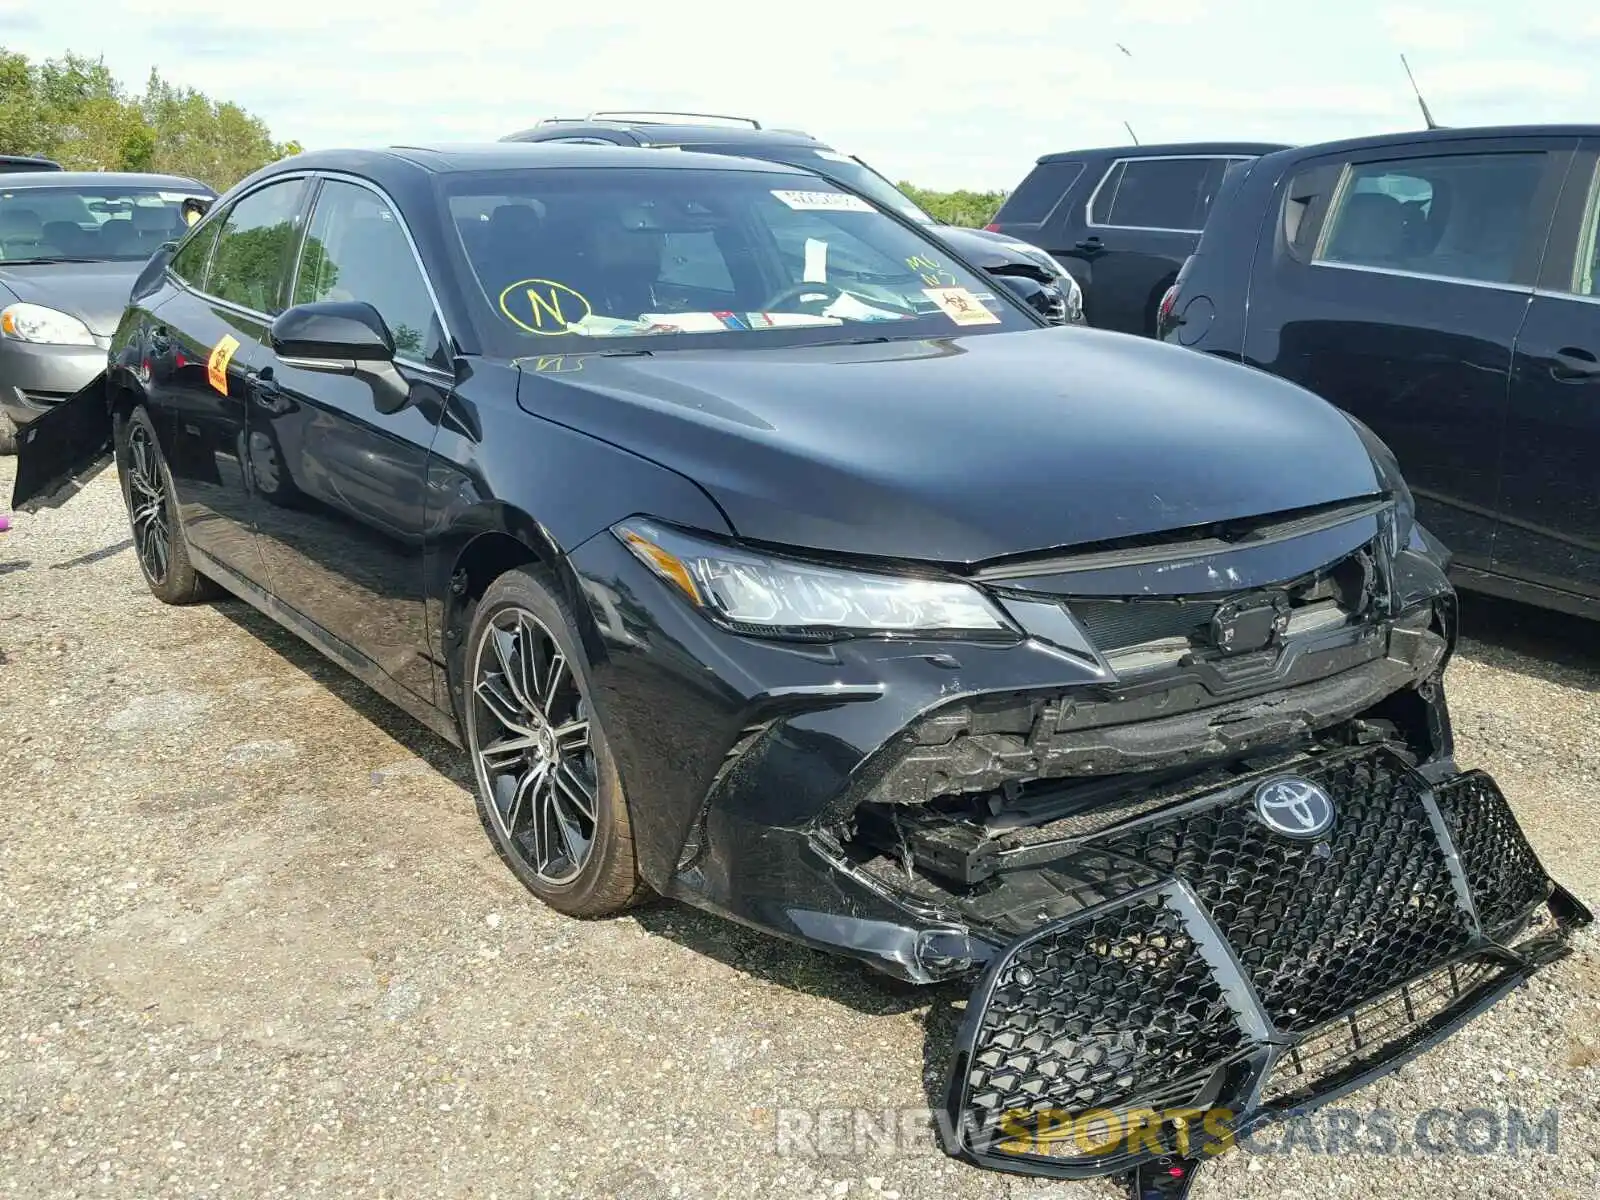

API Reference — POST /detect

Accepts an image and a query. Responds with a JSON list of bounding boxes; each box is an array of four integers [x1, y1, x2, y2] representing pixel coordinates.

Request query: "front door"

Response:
[[148, 177, 311, 582], [1494, 144, 1600, 601], [246, 176, 451, 704], [1242, 137, 1573, 569]]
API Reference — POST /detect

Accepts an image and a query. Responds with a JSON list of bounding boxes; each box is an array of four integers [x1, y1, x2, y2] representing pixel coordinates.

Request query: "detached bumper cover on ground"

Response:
[[938, 745, 1592, 1181]]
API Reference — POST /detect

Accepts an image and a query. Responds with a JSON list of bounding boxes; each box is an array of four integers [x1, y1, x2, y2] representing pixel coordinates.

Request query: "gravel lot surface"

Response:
[[2, 456, 1597, 1200]]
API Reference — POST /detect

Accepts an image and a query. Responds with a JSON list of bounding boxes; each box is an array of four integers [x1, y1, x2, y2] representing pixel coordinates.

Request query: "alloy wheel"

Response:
[[468, 607, 598, 884], [126, 422, 170, 585]]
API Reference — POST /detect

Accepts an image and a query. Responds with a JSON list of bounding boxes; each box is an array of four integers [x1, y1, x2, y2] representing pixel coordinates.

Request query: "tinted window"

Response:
[[1566, 161, 1600, 298], [1281, 163, 1344, 261], [0, 183, 210, 263], [994, 161, 1084, 224], [170, 221, 220, 288], [442, 167, 1035, 349], [1090, 157, 1219, 230], [1316, 152, 1546, 284], [293, 180, 446, 367], [208, 180, 307, 313]]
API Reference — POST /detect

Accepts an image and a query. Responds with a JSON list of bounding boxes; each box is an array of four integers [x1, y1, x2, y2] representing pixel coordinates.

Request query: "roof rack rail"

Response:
[[586, 110, 762, 129], [535, 116, 588, 125]]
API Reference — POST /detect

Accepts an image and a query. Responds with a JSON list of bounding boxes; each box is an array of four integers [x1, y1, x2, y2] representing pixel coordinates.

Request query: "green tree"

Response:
[[897, 182, 1009, 228], [0, 47, 297, 190]]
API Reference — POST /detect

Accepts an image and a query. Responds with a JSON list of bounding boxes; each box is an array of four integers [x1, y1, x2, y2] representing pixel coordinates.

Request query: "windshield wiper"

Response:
[[0, 256, 109, 265]]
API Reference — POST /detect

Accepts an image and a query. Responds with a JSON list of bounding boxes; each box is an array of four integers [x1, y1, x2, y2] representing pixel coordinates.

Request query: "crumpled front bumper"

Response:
[[937, 743, 1592, 1182]]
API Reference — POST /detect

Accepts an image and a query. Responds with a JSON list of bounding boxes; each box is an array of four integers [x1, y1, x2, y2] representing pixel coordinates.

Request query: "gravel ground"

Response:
[[1, 456, 1596, 1200]]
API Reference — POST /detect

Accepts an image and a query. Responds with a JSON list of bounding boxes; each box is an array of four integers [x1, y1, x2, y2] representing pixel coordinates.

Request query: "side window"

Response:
[[657, 230, 734, 292], [170, 221, 221, 289], [293, 179, 446, 368], [993, 160, 1085, 225], [208, 180, 307, 313], [1090, 158, 1216, 230], [1315, 152, 1547, 284], [1566, 161, 1600, 297], [1281, 163, 1345, 261]]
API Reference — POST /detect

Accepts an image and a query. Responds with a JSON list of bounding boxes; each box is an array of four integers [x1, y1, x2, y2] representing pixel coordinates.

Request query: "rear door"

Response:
[[245, 175, 452, 704], [1069, 155, 1246, 335], [1241, 136, 1572, 570], [1493, 143, 1600, 600]]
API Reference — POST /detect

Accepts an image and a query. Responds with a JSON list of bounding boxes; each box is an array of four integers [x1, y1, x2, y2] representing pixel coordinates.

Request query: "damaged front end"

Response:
[[571, 489, 1589, 1193]]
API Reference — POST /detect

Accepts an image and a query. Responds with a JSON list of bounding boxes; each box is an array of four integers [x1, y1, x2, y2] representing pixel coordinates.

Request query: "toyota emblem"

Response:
[[1253, 776, 1336, 839]]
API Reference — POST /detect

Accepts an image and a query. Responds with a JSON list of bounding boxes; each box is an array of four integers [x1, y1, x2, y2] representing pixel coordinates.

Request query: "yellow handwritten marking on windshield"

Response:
[[497, 279, 592, 336], [905, 254, 957, 287]]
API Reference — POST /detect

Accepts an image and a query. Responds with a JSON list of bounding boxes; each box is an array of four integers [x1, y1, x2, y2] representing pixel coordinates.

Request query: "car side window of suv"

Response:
[[169, 221, 221, 291], [1313, 152, 1547, 285], [1088, 157, 1224, 232], [207, 179, 308, 314], [292, 178, 449, 370]]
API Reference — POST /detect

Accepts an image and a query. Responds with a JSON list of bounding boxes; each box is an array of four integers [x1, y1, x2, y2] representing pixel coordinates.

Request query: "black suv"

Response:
[[988, 142, 1289, 336], [502, 111, 1084, 324], [1161, 125, 1600, 620]]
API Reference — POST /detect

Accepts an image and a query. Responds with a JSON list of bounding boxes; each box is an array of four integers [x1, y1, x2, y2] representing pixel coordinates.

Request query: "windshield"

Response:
[[739, 148, 937, 226], [0, 185, 210, 263], [445, 167, 1034, 350]]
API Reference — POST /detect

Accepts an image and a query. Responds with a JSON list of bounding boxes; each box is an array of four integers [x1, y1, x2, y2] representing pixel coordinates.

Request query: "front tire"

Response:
[[463, 567, 647, 917], [116, 406, 220, 605]]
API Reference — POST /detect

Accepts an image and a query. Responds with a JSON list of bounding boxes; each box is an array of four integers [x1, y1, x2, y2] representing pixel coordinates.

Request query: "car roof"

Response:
[[0, 154, 59, 166], [503, 117, 826, 150], [0, 170, 212, 190], [1037, 141, 1293, 163], [1252, 122, 1600, 164], [282, 142, 815, 176]]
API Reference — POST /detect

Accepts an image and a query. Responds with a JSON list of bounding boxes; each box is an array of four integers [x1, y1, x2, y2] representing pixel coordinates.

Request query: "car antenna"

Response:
[[1123, 120, 1140, 145], [1400, 53, 1440, 130]]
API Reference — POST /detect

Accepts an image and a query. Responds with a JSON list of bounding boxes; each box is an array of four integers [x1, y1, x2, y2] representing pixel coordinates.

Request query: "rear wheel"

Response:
[[117, 407, 220, 605], [463, 567, 647, 917]]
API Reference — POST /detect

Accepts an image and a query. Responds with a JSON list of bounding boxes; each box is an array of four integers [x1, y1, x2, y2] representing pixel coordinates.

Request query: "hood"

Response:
[[517, 327, 1383, 564], [0, 259, 143, 336], [934, 226, 1052, 275]]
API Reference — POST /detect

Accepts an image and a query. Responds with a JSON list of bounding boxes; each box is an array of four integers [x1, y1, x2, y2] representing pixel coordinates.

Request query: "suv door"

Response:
[[245, 175, 452, 703], [1069, 155, 1244, 335], [1242, 136, 1572, 570], [141, 176, 312, 582], [1493, 143, 1600, 604]]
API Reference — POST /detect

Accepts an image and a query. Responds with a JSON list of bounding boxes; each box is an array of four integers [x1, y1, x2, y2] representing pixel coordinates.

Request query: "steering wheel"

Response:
[[760, 280, 845, 312]]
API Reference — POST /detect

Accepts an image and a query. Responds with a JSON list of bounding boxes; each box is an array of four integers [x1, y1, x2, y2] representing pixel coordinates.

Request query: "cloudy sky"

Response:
[[3, 0, 1597, 190]]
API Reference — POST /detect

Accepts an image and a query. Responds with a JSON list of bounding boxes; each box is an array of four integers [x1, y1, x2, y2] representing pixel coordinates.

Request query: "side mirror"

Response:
[[270, 301, 410, 414], [271, 300, 395, 363], [181, 196, 213, 226]]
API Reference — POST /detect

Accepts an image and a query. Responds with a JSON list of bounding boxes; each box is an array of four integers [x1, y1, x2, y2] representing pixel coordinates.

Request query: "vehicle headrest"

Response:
[[132, 205, 177, 231], [1327, 192, 1408, 263], [486, 204, 544, 242], [0, 207, 43, 235]]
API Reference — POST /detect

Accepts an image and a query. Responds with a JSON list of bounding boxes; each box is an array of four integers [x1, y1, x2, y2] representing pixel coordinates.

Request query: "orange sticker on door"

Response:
[[922, 287, 1001, 326], [207, 335, 241, 395]]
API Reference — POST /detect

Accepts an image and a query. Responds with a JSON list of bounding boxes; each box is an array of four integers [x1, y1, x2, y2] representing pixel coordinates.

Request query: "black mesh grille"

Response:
[[1092, 750, 1475, 1034], [1261, 956, 1505, 1105], [964, 892, 1244, 1142], [1434, 771, 1550, 934], [1070, 600, 1216, 651]]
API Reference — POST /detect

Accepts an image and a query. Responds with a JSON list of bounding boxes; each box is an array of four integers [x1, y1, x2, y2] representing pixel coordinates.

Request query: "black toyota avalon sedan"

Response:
[[13, 143, 1586, 1198]]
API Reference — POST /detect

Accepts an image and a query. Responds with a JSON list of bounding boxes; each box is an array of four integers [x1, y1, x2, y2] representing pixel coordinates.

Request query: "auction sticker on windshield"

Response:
[[770, 190, 874, 213], [922, 286, 1001, 326]]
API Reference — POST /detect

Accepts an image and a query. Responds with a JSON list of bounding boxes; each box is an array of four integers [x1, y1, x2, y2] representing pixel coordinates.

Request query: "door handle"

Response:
[[247, 367, 292, 413], [1551, 347, 1600, 382], [1075, 236, 1103, 252]]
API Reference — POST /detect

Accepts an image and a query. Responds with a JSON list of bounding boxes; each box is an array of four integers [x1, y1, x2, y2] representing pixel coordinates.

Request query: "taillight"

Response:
[[1158, 285, 1178, 323], [983, 222, 1000, 232]]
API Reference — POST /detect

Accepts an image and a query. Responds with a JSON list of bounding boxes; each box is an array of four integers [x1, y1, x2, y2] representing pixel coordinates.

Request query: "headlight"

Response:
[[614, 519, 1014, 641], [0, 303, 96, 346], [1343, 414, 1416, 553], [1000, 243, 1083, 320]]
